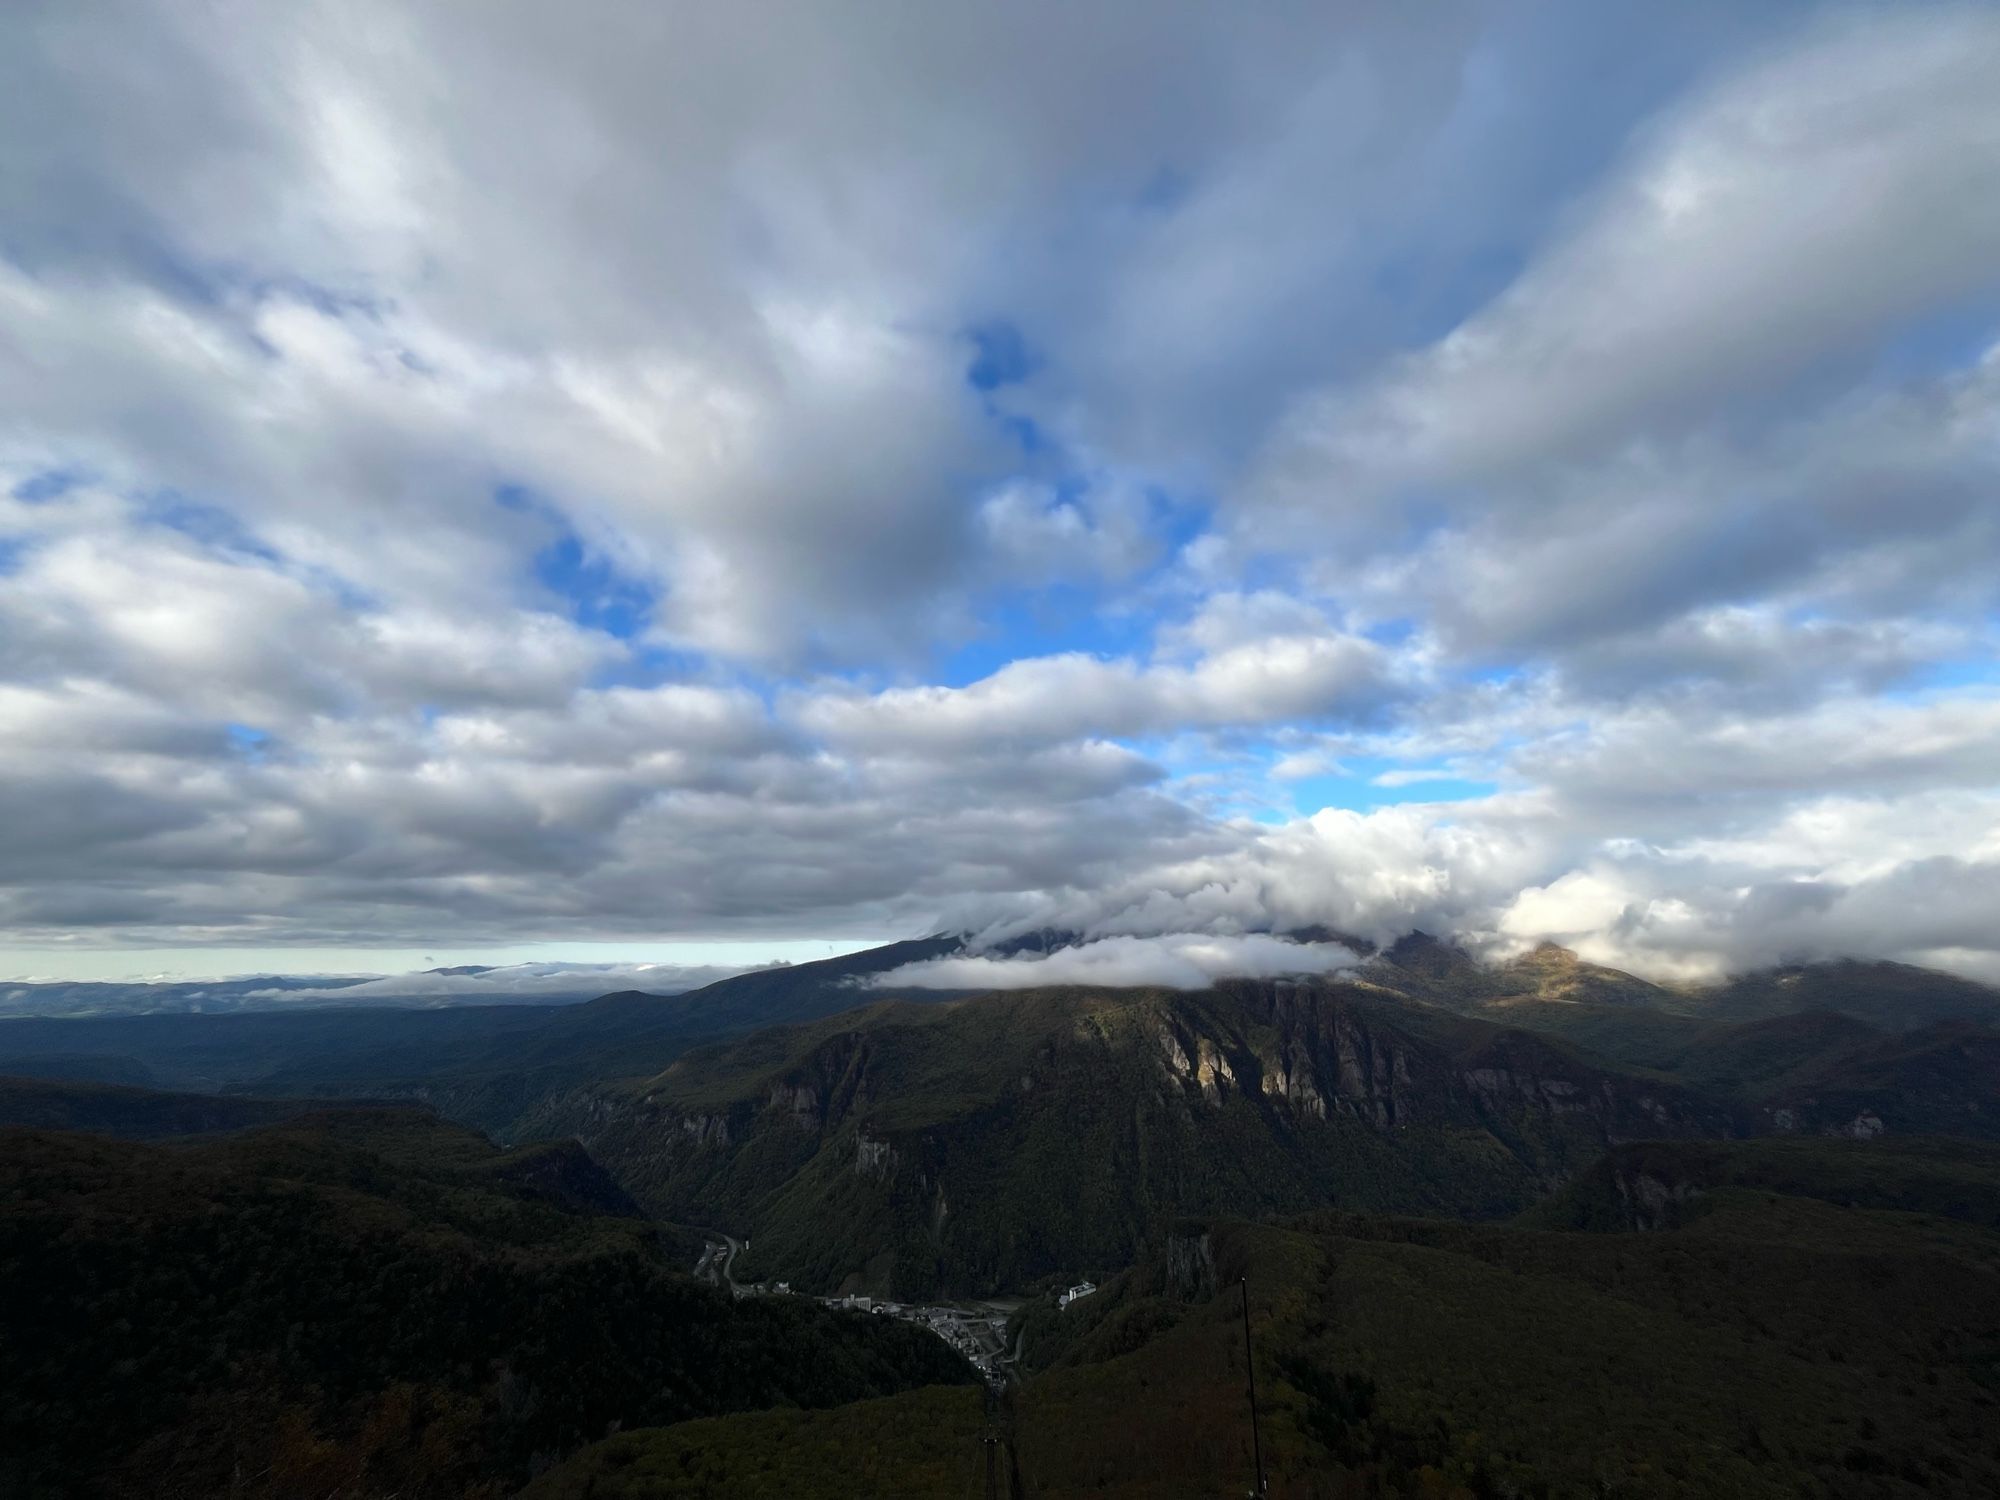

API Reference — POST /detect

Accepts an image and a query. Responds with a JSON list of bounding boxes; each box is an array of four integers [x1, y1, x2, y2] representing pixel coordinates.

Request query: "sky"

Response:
[[2, 1, 1998, 985]]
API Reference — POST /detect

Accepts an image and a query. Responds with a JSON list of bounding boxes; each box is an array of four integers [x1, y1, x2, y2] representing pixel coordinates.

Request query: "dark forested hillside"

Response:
[[0, 1106, 973, 1499], [0, 1073, 382, 1138], [1482, 1005, 2000, 1140], [0, 1003, 566, 1099], [528, 1136, 2000, 1499], [1694, 959, 2000, 1030]]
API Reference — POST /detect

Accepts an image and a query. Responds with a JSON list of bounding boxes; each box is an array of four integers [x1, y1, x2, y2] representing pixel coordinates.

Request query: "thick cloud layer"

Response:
[[2, 3, 1997, 984], [878, 934, 1361, 992]]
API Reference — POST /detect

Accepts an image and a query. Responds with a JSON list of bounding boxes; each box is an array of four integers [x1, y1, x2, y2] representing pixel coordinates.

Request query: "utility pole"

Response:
[[1240, 1275, 1266, 1496]]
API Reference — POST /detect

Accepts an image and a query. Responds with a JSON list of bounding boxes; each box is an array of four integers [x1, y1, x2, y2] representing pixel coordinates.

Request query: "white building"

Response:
[[1058, 1280, 1097, 1309]]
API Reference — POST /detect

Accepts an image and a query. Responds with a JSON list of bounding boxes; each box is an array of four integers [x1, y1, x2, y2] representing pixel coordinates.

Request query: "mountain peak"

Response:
[[1511, 942, 1583, 970], [1382, 930, 1481, 979]]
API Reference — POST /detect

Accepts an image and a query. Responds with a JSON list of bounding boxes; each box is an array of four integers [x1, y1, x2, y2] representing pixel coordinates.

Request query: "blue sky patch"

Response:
[[11, 467, 87, 503], [224, 723, 275, 764], [142, 492, 284, 564], [1282, 760, 1500, 815], [497, 485, 658, 641], [534, 531, 655, 639], [965, 320, 1042, 391]]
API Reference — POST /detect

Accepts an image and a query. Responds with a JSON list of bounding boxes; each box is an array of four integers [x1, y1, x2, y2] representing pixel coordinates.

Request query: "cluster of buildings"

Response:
[[697, 1241, 1101, 1386], [812, 1293, 1009, 1380]]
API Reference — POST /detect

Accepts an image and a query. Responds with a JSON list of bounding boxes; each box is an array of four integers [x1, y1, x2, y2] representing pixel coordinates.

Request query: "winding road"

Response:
[[695, 1233, 747, 1295]]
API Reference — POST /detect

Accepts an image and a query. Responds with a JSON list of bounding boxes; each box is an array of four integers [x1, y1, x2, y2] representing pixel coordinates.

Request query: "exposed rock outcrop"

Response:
[[1165, 1230, 1216, 1301], [856, 1133, 898, 1179], [1611, 1164, 1704, 1231]]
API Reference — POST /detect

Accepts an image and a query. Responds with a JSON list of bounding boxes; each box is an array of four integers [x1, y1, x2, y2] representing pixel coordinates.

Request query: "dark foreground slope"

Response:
[[519, 978, 1736, 1298], [528, 1136, 2000, 1499], [0, 1106, 973, 1500], [0, 1072, 389, 1138]]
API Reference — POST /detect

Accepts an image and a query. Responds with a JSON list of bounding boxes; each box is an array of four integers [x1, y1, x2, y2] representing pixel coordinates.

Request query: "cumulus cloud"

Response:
[[1248, 10, 2000, 510], [1492, 846, 2000, 984], [975, 478, 1159, 585], [2, 3, 1998, 990], [941, 771, 2000, 983], [1243, 13, 2000, 705], [798, 626, 1404, 755], [0, 1, 1501, 667], [878, 933, 1361, 991]]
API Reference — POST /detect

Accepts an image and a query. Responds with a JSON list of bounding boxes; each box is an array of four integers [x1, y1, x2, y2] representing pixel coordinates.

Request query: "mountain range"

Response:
[[5, 932, 2000, 1494], [514, 941, 2000, 1298]]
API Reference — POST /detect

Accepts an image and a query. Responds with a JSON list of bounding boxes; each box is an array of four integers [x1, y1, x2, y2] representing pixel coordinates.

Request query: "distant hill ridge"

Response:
[[6, 924, 1993, 1029], [2, 928, 1994, 1120], [0, 1074, 386, 1140]]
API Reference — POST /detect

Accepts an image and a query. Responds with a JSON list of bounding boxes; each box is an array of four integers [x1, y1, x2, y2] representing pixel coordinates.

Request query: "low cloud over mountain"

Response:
[[248, 961, 759, 1006], [876, 933, 1362, 991]]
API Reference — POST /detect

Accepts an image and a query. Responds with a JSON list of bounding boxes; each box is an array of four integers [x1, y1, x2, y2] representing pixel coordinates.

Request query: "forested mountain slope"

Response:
[[529, 1136, 2000, 1499], [0, 1073, 389, 1138], [520, 978, 1738, 1297]]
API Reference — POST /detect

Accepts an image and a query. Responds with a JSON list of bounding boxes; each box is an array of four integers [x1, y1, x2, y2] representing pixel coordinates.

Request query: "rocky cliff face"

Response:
[[1525, 1141, 1738, 1231], [1164, 1230, 1217, 1301], [1608, 1160, 1705, 1231], [1751, 1022, 2000, 1141], [1157, 982, 1733, 1146]]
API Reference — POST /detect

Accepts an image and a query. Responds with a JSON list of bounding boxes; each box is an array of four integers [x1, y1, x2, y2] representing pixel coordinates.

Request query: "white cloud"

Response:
[[1371, 766, 1469, 788], [938, 760, 2000, 983], [1270, 750, 1346, 782], [248, 960, 753, 1005], [975, 478, 1159, 585], [878, 933, 1360, 991], [1517, 693, 2000, 810], [798, 626, 1404, 755], [1, 4, 1998, 990], [1248, 11, 2000, 512]]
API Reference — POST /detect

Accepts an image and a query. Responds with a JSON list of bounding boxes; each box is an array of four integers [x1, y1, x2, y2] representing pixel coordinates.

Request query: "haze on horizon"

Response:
[[3, 2, 1999, 989]]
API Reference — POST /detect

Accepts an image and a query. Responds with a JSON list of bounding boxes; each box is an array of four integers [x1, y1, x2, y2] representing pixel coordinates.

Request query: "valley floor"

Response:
[[697, 1233, 1019, 1380], [527, 1136, 2000, 1499]]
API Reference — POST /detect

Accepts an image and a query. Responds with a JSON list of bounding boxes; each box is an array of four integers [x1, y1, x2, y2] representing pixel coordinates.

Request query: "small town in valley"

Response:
[[695, 1236, 1024, 1381]]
